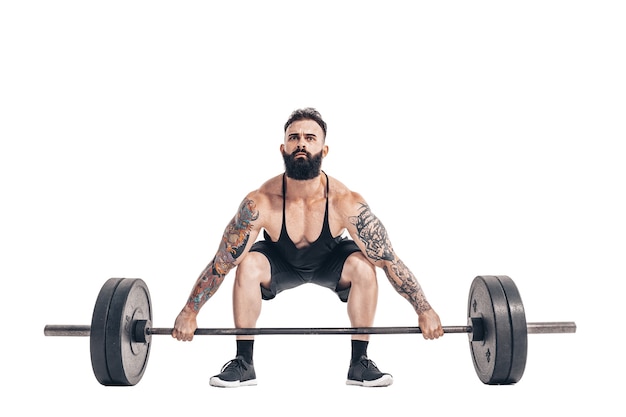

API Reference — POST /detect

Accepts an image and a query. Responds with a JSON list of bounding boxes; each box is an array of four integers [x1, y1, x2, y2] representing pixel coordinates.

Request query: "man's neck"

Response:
[[284, 173, 326, 200]]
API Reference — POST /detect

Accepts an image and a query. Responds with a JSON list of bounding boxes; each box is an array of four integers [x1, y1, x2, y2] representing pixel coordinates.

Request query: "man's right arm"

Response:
[[172, 196, 261, 341]]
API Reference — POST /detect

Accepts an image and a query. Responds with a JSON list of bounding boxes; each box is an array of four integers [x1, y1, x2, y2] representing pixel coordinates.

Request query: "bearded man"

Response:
[[172, 108, 443, 387]]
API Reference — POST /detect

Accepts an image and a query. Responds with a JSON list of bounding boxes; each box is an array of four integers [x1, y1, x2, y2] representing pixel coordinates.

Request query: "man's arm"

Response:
[[345, 197, 443, 339], [186, 197, 260, 312], [172, 196, 260, 341], [348, 201, 432, 314]]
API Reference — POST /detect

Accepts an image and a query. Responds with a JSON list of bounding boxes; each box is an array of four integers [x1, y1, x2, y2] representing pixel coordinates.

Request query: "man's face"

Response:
[[281, 119, 328, 180]]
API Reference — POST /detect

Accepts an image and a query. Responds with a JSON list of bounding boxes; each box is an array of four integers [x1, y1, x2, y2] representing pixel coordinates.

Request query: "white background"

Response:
[[1, 1, 624, 415]]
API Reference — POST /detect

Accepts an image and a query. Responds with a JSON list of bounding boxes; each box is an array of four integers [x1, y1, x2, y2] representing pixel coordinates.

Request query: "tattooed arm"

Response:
[[347, 199, 444, 339], [172, 196, 261, 341]]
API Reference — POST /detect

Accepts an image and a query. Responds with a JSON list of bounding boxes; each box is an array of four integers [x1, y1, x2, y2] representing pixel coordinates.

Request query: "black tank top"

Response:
[[262, 172, 344, 273]]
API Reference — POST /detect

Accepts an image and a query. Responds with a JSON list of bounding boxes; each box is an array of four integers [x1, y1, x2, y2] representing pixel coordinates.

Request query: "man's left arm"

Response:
[[345, 198, 443, 339]]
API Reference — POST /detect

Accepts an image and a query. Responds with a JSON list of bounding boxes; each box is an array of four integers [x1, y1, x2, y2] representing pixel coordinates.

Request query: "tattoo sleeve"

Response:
[[350, 203, 432, 314], [187, 198, 259, 312]]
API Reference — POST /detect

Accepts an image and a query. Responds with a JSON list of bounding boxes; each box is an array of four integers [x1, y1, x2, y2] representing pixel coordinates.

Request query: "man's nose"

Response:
[[296, 137, 307, 149]]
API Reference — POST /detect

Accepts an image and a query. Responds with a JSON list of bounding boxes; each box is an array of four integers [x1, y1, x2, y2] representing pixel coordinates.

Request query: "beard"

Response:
[[282, 148, 324, 180]]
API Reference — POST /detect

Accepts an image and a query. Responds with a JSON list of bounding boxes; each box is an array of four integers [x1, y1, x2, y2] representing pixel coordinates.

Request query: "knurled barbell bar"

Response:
[[43, 275, 576, 386]]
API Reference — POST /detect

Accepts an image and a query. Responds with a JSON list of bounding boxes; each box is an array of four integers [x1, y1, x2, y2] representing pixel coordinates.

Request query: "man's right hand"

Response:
[[172, 308, 198, 341]]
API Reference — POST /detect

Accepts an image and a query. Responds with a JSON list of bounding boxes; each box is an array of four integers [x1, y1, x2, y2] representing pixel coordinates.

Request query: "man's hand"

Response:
[[172, 308, 198, 341], [418, 308, 444, 340]]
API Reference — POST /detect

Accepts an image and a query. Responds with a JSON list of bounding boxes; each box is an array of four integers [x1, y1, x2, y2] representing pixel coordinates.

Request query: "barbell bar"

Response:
[[43, 275, 576, 386], [44, 322, 576, 337]]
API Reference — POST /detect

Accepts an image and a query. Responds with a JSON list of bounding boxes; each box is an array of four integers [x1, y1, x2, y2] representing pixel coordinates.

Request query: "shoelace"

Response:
[[221, 357, 249, 373], [360, 358, 379, 370]]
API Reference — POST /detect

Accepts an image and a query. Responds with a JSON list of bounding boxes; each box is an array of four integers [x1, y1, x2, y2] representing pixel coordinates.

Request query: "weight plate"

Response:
[[104, 278, 153, 386], [496, 275, 528, 384], [90, 278, 124, 385], [467, 275, 514, 384]]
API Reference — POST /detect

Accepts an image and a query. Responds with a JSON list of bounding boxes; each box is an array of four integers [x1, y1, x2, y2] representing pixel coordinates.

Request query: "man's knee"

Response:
[[342, 252, 376, 286], [235, 252, 271, 287]]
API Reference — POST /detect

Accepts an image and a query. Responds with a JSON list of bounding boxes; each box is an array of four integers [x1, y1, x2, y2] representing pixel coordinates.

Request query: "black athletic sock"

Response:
[[351, 340, 369, 363], [236, 340, 254, 364]]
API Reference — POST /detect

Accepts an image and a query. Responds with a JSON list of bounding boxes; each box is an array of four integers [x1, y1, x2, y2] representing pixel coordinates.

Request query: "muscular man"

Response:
[[172, 108, 443, 387]]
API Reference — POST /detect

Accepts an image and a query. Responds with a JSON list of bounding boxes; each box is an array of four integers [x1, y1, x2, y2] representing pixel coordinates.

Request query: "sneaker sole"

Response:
[[209, 377, 258, 388], [346, 374, 393, 387]]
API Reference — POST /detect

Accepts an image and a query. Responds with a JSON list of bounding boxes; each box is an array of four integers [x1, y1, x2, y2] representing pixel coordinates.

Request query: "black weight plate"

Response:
[[105, 278, 153, 386], [467, 276, 513, 384], [90, 278, 124, 385], [496, 275, 528, 384]]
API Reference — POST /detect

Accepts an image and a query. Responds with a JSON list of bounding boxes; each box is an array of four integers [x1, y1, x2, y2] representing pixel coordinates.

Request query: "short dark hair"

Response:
[[284, 107, 327, 138]]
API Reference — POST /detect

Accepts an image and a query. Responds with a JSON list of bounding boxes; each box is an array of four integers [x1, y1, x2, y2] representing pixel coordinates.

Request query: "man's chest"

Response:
[[263, 198, 342, 245]]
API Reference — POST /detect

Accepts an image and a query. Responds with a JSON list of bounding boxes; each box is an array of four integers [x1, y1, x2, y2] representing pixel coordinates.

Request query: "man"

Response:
[[172, 108, 444, 387]]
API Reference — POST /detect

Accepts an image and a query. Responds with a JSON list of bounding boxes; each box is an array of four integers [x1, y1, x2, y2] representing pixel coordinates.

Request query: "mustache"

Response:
[[291, 147, 311, 157]]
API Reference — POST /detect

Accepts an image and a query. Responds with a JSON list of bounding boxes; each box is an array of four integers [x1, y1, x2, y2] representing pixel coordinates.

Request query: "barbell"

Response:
[[43, 275, 576, 386]]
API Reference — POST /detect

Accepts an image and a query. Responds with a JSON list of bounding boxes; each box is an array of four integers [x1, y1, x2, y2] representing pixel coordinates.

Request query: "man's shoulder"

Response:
[[244, 174, 283, 207], [256, 174, 283, 195], [327, 174, 364, 207]]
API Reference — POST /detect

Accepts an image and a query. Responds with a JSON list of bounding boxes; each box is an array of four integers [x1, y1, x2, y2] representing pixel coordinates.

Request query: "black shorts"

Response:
[[249, 239, 361, 302]]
